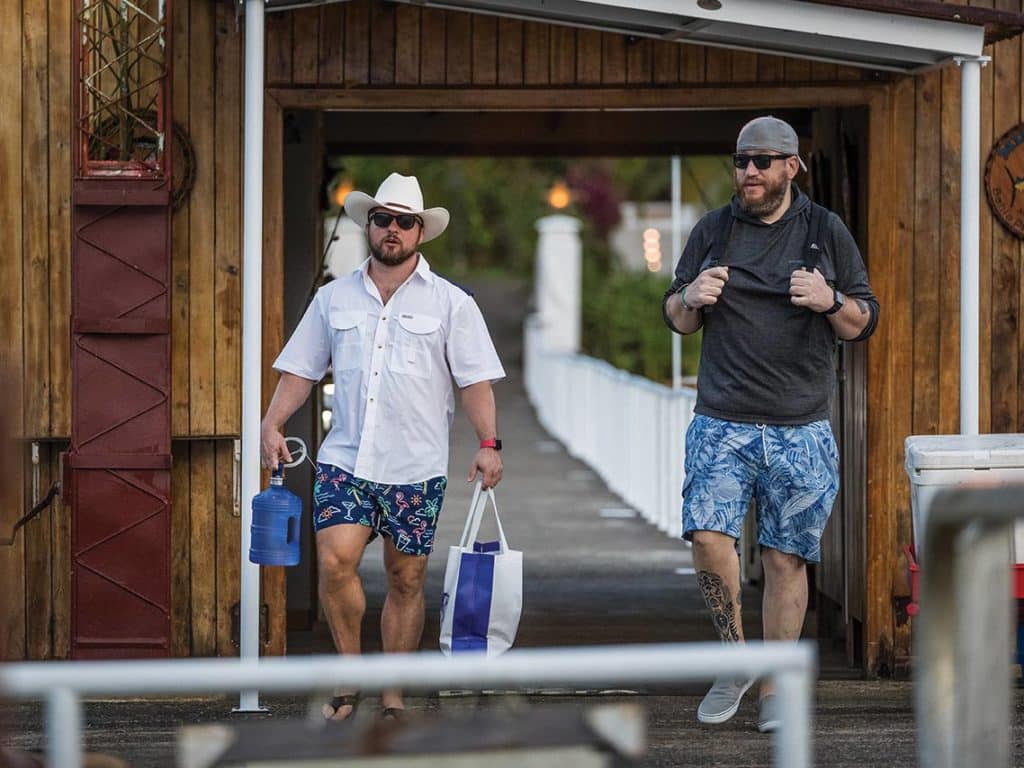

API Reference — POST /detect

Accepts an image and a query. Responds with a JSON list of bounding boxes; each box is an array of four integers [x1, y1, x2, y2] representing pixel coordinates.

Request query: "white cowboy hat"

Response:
[[344, 172, 450, 243]]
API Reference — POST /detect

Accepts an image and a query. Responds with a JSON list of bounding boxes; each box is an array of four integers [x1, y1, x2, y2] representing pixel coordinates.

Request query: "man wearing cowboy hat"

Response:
[[261, 172, 505, 722]]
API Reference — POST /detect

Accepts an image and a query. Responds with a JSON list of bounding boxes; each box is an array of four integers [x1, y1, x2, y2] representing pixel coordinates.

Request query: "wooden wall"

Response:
[[168, 0, 286, 659], [261, 2, 871, 87], [3, 0, 1023, 675], [0, 0, 285, 660], [860, 0, 1024, 673], [2, 0, 73, 661]]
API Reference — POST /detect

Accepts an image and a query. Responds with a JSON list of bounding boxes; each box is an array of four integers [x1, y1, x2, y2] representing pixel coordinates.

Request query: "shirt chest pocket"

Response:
[[329, 309, 365, 371], [389, 313, 442, 379]]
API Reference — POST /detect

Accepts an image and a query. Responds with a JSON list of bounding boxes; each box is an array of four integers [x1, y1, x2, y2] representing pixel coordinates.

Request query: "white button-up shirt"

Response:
[[273, 256, 505, 485]]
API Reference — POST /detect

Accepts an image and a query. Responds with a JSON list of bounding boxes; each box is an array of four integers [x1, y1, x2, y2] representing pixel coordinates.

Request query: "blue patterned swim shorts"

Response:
[[312, 463, 448, 556], [681, 414, 839, 563]]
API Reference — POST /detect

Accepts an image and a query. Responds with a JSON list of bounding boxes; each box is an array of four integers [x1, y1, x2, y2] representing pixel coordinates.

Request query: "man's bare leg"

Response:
[[692, 530, 754, 724], [379, 539, 430, 712], [692, 530, 745, 643], [316, 524, 373, 720], [758, 547, 808, 698]]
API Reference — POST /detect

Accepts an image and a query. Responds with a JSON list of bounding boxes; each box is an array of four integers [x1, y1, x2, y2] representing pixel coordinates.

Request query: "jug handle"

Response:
[[287, 514, 299, 544]]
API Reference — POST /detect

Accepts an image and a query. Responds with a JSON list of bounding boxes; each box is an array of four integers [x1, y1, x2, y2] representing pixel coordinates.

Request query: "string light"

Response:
[[547, 180, 571, 209], [332, 178, 353, 208], [643, 227, 662, 272]]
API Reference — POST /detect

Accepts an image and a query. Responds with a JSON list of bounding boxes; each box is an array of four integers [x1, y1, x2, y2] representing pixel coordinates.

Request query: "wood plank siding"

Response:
[[3, 0, 285, 660], [3, 0, 1023, 675]]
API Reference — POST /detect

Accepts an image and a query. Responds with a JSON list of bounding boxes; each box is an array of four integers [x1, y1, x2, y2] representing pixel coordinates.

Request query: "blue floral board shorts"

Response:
[[313, 463, 448, 556], [682, 414, 839, 563]]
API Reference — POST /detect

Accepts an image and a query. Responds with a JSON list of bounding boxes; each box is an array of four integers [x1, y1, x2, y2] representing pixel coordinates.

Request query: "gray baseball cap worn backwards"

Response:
[[736, 116, 808, 172]]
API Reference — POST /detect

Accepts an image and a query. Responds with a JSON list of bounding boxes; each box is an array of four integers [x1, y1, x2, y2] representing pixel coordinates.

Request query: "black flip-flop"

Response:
[[322, 693, 360, 722], [379, 707, 406, 721]]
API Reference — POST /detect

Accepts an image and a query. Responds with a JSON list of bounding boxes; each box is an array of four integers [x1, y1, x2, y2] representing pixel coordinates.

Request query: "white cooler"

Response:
[[905, 434, 1024, 563]]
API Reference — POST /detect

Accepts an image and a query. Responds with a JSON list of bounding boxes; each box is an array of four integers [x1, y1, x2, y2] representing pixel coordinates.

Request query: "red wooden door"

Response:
[[69, 0, 173, 659]]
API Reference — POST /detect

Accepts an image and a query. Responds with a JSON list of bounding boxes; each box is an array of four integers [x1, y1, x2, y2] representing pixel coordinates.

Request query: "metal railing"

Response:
[[0, 641, 816, 768], [524, 316, 696, 537], [915, 485, 1023, 768]]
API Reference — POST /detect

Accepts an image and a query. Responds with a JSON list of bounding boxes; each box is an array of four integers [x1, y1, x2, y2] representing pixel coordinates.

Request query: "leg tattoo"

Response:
[[697, 570, 741, 643]]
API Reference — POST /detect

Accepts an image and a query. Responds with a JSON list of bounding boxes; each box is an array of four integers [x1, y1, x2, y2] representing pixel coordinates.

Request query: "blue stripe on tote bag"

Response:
[[440, 482, 522, 657]]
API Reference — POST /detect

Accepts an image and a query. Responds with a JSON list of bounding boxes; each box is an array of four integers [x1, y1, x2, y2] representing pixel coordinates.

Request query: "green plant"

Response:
[[330, 155, 723, 384], [333, 157, 559, 279], [581, 266, 701, 384]]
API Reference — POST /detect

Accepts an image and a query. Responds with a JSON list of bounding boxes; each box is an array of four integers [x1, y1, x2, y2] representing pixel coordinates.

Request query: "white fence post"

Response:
[[525, 214, 696, 541], [534, 215, 583, 354], [522, 334, 696, 540]]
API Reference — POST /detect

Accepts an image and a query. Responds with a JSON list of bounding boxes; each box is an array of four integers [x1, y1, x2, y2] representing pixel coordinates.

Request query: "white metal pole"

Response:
[[957, 56, 987, 437], [6, 643, 815, 768], [46, 688, 81, 768], [671, 156, 682, 390], [3, 643, 815, 697], [238, 0, 266, 713], [774, 669, 813, 768]]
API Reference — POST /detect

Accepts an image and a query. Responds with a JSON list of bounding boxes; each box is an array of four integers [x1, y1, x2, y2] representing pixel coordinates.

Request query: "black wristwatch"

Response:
[[824, 289, 846, 316]]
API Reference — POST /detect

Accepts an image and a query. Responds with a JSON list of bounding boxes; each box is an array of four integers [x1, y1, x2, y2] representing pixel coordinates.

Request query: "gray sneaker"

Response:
[[757, 694, 781, 733], [697, 677, 755, 724]]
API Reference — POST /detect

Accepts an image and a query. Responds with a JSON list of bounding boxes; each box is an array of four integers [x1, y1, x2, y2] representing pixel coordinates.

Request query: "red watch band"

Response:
[[479, 438, 502, 450]]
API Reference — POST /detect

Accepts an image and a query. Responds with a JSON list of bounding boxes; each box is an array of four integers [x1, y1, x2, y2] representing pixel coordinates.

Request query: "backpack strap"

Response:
[[802, 202, 829, 272], [693, 207, 734, 315], [702, 202, 827, 273], [700, 206, 734, 271]]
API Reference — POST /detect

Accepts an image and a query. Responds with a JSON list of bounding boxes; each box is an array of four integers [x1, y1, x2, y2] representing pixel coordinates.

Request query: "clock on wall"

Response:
[[985, 123, 1024, 239]]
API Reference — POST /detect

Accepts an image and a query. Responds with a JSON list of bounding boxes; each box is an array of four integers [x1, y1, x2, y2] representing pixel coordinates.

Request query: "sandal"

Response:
[[379, 706, 406, 721], [322, 693, 361, 722]]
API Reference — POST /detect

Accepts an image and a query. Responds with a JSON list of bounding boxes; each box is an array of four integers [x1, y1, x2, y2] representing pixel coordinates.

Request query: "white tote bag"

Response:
[[439, 481, 523, 657]]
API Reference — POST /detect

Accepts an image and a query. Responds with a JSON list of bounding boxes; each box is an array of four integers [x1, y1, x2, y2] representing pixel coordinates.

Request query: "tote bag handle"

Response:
[[459, 479, 510, 553], [458, 479, 485, 547]]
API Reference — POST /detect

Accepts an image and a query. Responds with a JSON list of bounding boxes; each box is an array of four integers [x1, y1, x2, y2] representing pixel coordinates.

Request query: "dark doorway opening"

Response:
[[278, 105, 869, 672]]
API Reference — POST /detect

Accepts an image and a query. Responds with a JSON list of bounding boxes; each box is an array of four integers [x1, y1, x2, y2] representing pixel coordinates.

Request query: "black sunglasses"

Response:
[[370, 212, 422, 230], [732, 153, 793, 170]]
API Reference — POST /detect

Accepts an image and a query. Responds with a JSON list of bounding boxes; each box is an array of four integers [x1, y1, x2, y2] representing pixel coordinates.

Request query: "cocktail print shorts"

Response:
[[313, 462, 448, 556]]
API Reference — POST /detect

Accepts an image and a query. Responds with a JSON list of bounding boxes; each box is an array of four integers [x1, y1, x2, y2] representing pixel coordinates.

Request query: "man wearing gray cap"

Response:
[[661, 116, 879, 732]]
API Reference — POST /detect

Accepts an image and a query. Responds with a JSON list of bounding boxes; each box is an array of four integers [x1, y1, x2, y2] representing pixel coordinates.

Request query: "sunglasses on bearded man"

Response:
[[370, 211, 423, 230], [732, 154, 794, 170]]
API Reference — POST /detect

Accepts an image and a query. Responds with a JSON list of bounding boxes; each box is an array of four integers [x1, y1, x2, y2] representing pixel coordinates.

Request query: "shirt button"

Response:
[[373, 371, 379, 376], [369, 397, 375, 403]]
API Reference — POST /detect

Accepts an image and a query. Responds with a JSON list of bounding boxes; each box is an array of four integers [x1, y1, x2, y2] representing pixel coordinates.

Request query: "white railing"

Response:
[[915, 485, 1022, 768], [0, 642, 816, 768], [525, 316, 696, 537]]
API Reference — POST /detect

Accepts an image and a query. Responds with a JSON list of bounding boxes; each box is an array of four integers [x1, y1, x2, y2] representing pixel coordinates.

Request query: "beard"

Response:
[[736, 175, 790, 217], [369, 238, 418, 267]]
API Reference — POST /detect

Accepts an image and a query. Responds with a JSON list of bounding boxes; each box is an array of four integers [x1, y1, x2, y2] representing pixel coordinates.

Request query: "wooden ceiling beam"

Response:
[[320, 108, 814, 157]]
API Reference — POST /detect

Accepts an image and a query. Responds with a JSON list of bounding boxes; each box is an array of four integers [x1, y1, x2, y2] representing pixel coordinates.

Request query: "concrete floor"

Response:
[[0, 683, 934, 767], [4, 277, 1024, 766]]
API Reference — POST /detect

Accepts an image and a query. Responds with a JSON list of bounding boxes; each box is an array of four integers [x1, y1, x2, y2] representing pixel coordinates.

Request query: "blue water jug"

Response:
[[249, 467, 301, 566]]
